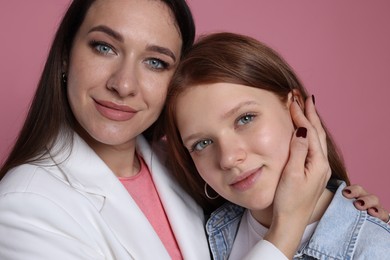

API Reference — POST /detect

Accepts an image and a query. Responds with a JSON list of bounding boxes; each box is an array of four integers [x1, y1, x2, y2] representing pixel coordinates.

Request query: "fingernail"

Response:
[[296, 127, 307, 138], [343, 188, 351, 194], [312, 95, 316, 105], [356, 199, 365, 206]]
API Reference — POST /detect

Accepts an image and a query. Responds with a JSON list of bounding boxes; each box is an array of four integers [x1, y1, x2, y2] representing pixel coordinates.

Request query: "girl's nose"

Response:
[[218, 138, 247, 171]]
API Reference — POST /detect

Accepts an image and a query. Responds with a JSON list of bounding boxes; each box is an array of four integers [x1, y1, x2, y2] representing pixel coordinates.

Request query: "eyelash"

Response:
[[144, 58, 170, 71], [189, 139, 213, 153], [89, 40, 170, 71], [89, 40, 116, 55], [188, 113, 257, 153], [236, 113, 257, 126]]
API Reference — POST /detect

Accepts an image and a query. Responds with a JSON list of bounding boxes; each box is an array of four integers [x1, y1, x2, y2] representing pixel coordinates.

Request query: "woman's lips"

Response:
[[230, 167, 262, 192], [94, 99, 137, 121]]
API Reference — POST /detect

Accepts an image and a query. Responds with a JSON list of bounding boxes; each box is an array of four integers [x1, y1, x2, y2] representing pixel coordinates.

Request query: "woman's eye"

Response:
[[192, 139, 213, 152], [145, 58, 169, 70], [237, 114, 255, 126], [90, 41, 116, 55]]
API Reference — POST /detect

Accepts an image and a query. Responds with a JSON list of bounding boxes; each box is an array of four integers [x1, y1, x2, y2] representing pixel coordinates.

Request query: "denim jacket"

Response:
[[206, 181, 390, 260]]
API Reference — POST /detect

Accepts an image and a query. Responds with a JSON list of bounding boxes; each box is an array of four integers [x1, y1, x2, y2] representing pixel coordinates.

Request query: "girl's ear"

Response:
[[288, 89, 305, 111]]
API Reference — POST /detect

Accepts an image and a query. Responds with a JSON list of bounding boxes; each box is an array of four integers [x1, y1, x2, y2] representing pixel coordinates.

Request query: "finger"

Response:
[[356, 195, 390, 223], [342, 184, 369, 199], [290, 100, 327, 172], [304, 96, 327, 156], [290, 100, 331, 187], [290, 97, 311, 130], [354, 200, 390, 223], [354, 194, 379, 210], [344, 185, 390, 222], [282, 127, 309, 180], [367, 207, 390, 223]]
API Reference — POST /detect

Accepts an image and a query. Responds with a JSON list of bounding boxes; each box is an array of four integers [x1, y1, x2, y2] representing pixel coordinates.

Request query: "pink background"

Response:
[[1, 1, 389, 209]]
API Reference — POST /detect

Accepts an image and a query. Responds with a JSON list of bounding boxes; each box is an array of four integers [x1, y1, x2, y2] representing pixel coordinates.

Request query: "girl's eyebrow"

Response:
[[221, 100, 258, 120], [88, 25, 177, 62], [181, 100, 259, 145]]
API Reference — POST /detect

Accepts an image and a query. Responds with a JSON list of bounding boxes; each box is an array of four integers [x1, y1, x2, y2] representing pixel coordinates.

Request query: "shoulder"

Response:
[[309, 181, 390, 258], [0, 164, 81, 222], [0, 162, 99, 215], [0, 162, 105, 232], [346, 215, 390, 258], [357, 214, 390, 245], [0, 163, 69, 195], [0, 166, 106, 259]]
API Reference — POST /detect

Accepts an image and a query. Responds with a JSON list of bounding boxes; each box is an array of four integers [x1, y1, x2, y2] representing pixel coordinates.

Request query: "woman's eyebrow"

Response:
[[146, 45, 177, 62], [88, 25, 176, 62], [88, 25, 124, 42]]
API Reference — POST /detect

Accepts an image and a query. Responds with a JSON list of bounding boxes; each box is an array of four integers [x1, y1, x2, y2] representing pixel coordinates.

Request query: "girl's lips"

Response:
[[230, 167, 262, 192], [94, 99, 137, 121]]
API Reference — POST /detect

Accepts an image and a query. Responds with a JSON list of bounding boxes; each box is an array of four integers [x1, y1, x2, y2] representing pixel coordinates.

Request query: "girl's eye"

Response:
[[89, 41, 116, 56], [145, 58, 169, 70], [237, 113, 255, 126], [191, 139, 213, 152]]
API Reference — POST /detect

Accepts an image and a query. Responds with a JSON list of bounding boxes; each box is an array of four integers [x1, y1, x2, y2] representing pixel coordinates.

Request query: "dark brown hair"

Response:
[[162, 32, 349, 214], [0, 0, 195, 179]]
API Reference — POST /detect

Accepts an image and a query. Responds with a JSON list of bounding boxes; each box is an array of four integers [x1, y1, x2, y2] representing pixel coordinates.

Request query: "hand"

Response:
[[265, 96, 331, 258], [343, 184, 390, 223]]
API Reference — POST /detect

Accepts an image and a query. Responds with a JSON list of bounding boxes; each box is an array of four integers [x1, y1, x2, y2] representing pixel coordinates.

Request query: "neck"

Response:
[[77, 129, 140, 178], [251, 189, 334, 228], [93, 142, 140, 178]]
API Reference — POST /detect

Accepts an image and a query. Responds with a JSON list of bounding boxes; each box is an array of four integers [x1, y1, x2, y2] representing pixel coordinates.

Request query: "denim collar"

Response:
[[206, 202, 245, 234], [296, 181, 367, 259]]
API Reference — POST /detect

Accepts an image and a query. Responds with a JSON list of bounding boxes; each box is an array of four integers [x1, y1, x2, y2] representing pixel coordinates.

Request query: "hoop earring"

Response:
[[62, 72, 67, 85], [204, 183, 219, 200]]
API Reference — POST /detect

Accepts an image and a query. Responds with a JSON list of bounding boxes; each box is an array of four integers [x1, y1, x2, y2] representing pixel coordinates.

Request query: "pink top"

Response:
[[119, 155, 183, 260]]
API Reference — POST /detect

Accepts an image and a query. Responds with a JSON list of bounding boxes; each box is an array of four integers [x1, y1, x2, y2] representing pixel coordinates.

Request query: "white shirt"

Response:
[[230, 209, 318, 260]]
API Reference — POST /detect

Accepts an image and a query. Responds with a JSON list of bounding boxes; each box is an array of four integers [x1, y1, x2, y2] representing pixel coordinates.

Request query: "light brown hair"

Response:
[[162, 32, 349, 214]]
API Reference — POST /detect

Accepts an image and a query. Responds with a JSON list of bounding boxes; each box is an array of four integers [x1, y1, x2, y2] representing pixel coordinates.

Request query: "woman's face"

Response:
[[67, 0, 182, 148], [176, 83, 295, 211]]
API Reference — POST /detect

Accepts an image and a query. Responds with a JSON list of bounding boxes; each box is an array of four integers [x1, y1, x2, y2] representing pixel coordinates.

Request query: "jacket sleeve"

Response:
[[0, 192, 105, 260]]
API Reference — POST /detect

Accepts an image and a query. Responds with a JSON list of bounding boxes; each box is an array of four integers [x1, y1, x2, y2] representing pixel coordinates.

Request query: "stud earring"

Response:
[[62, 72, 67, 85]]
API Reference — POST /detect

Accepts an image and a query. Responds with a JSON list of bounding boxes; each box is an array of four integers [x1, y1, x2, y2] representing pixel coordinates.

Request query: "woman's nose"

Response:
[[106, 62, 139, 97]]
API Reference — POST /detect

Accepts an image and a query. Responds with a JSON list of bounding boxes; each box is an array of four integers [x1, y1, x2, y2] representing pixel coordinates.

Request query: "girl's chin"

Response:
[[233, 197, 273, 212], [246, 192, 275, 211]]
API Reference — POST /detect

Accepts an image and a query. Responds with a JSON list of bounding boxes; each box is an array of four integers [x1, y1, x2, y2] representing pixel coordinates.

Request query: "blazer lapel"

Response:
[[98, 180, 171, 259], [136, 136, 211, 260], [55, 134, 171, 259]]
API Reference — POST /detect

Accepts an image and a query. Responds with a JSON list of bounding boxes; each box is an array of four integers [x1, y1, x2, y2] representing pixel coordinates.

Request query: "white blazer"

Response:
[[0, 133, 210, 259]]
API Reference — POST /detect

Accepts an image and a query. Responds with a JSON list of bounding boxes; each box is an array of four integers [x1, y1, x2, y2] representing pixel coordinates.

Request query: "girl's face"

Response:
[[67, 0, 181, 149], [176, 83, 295, 211]]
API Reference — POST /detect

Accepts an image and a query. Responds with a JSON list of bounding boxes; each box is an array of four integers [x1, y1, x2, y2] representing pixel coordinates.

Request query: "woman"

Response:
[[0, 0, 386, 259], [163, 32, 390, 259], [0, 0, 203, 259]]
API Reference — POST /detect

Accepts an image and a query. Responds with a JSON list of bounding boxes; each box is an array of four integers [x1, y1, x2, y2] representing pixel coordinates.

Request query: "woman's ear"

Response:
[[62, 60, 68, 74], [288, 89, 304, 111]]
